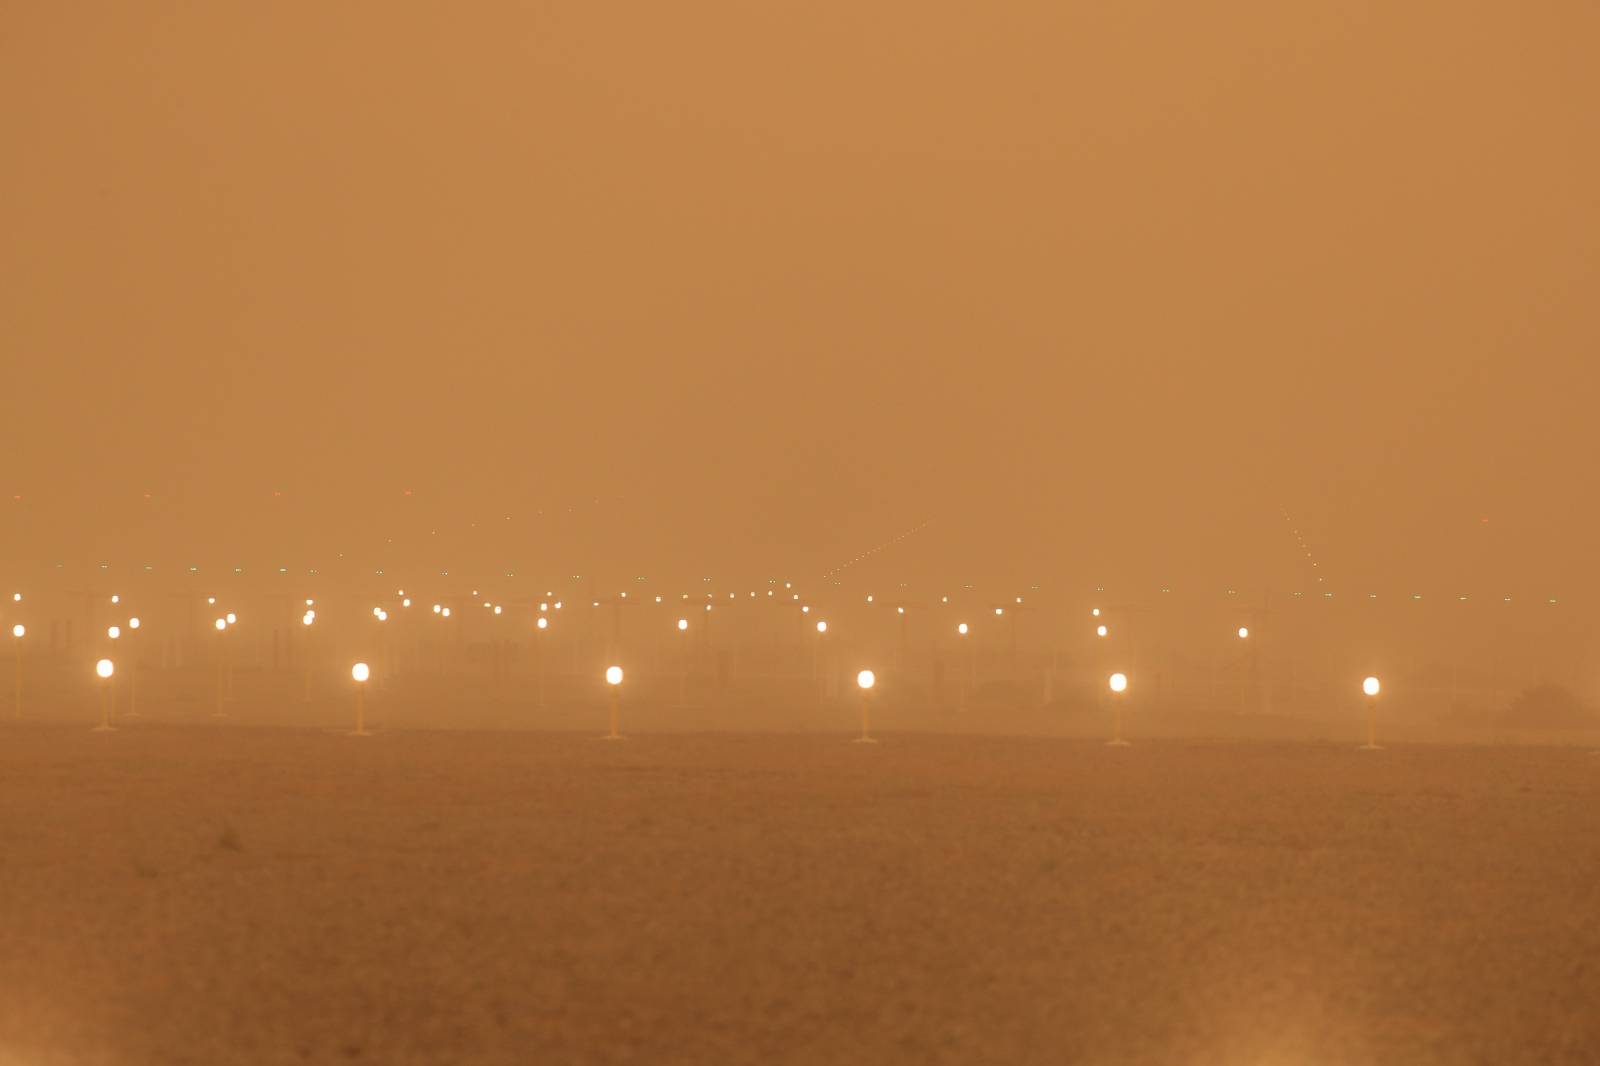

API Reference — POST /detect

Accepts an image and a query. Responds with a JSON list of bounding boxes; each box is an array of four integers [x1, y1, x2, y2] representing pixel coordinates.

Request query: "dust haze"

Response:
[[2, 3, 1598, 1063]]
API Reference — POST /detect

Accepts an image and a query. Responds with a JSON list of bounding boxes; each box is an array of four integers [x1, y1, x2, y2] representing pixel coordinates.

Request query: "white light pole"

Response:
[[10, 623, 23, 720], [350, 662, 372, 736], [1107, 672, 1131, 747], [1359, 676, 1382, 750], [854, 669, 878, 743], [93, 659, 116, 732], [603, 665, 624, 740]]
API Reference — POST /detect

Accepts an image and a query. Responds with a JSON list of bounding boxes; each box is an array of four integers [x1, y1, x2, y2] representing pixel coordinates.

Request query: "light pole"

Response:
[[213, 618, 228, 718], [956, 623, 970, 711], [106, 626, 121, 723], [301, 611, 315, 702], [535, 616, 550, 707], [93, 659, 116, 732], [603, 665, 624, 740], [10, 624, 23, 720], [675, 618, 689, 706], [1359, 676, 1382, 750], [1237, 626, 1258, 716], [125, 617, 142, 719], [1107, 672, 1131, 747], [350, 662, 372, 736], [854, 669, 877, 743]]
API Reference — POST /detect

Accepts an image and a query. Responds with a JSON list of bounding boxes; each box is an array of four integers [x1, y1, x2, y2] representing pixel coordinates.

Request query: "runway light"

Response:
[[129, 617, 141, 630], [352, 662, 370, 683], [377, 610, 388, 622], [96, 659, 114, 679], [441, 608, 451, 618], [1109, 673, 1128, 694], [801, 605, 810, 614], [957, 623, 968, 635], [536, 617, 548, 630], [677, 618, 688, 631], [107, 626, 120, 640], [897, 606, 905, 615], [994, 607, 1003, 616], [11, 593, 20, 603], [305, 599, 314, 607], [1091, 608, 1100, 617], [111, 595, 120, 605], [605, 665, 623, 686], [816, 621, 827, 634], [1238, 627, 1250, 639], [1363, 676, 1381, 697], [539, 602, 548, 612], [493, 605, 503, 616], [214, 618, 226, 631], [1096, 625, 1108, 637], [225, 613, 236, 625], [432, 604, 442, 614], [856, 670, 876, 690], [302, 613, 313, 626], [12, 624, 24, 638]]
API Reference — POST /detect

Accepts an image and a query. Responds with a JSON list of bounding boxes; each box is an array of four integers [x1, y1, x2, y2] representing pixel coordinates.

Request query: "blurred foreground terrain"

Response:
[[2, 717, 1597, 1065]]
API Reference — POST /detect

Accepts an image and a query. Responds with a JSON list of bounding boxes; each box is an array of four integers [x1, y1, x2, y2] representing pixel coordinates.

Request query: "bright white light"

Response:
[[111, 595, 120, 605], [302, 613, 313, 626], [994, 608, 1003, 616], [432, 604, 442, 614], [305, 599, 314, 607], [352, 662, 370, 683], [96, 658, 114, 679], [856, 670, 875, 690], [493, 605, 503, 616], [536, 617, 548, 630], [1096, 625, 1107, 638], [377, 610, 388, 622], [1091, 608, 1100, 617], [128, 617, 141, 630], [897, 606, 905, 615], [801, 605, 810, 614], [655, 595, 662, 603], [225, 613, 237, 625], [11, 593, 20, 603], [11, 624, 24, 638], [207, 596, 216, 605], [605, 665, 623, 686], [554, 601, 562, 610], [373, 607, 382, 617], [539, 602, 548, 612], [442, 608, 451, 618], [816, 621, 827, 634], [1238, 627, 1250, 639], [866, 595, 874, 604], [402, 598, 411, 608], [107, 626, 120, 640], [957, 622, 968, 635], [677, 618, 688, 631], [214, 618, 226, 631], [1363, 676, 1381, 697], [1109, 672, 1128, 694]]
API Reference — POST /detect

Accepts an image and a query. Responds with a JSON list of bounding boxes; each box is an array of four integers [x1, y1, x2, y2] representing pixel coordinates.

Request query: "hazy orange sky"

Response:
[[3, 2, 1596, 593]]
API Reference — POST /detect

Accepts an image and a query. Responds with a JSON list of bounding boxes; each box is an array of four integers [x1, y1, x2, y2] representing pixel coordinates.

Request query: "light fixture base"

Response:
[[1106, 739, 1132, 747]]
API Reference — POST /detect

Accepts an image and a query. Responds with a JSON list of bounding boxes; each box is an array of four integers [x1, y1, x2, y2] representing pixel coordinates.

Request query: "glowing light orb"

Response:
[[128, 617, 141, 630], [11, 593, 20, 603], [11, 624, 24, 638], [957, 622, 969, 635], [441, 608, 451, 618], [816, 621, 827, 634], [676, 618, 688, 631], [536, 617, 548, 630], [402, 598, 411, 608], [107, 626, 120, 640], [493, 605, 503, 616], [225, 613, 237, 625], [352, 662, 370, 683], [1363, 676, 1381, 697], [801, 605, 810, 614], [605, 665, 623, 686], [96, 659, 114, 679], [111, 595, 120, 605], [994, 608, 1004, 616], [302, 613, 313, 626], [1091, 608, 1100, 617], [856, 670, 876, 690], [1109, 672, 1128, 694], [897, 606, 905, 615], [432, 604, 442, 614], [214, 618, 226, 631], [207, 596, 216, 605]]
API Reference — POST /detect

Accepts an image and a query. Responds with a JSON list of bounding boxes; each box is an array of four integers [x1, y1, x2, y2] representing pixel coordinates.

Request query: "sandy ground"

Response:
[[2, 718, 1598, 1065]]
